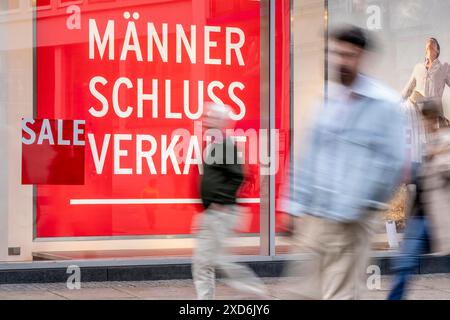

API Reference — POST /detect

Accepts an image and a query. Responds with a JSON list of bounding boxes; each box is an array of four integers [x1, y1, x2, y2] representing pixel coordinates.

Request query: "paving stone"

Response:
[[116, 286, 197, 300], [1, 275, 450, 300], [0, 290, 67, 300], [407, 274, 450, 290], [48, 287, 135, 300], [406, 289, 450, 300]]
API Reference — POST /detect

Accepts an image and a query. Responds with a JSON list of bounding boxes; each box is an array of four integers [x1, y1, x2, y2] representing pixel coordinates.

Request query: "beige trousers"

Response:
[[285, 214, 376, 300], [192, 204, 267, 300]]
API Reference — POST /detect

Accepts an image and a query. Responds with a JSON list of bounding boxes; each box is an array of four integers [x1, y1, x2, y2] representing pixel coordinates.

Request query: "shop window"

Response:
[[0, 0, 20, 12]]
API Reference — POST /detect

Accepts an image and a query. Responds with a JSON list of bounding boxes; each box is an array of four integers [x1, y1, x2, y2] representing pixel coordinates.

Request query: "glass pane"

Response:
[[328, 0, 450, 118], [328, 0, 450, 249], [275, 0, 326, 254]]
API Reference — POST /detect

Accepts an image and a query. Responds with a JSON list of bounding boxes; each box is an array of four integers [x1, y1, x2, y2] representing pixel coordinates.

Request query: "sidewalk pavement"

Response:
[[1, 274, 450, 300]]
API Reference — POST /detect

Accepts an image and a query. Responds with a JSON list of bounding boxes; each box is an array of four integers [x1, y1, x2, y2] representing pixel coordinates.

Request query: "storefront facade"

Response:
[[1, 0, 449, 264], [1, 0, 293, 263]]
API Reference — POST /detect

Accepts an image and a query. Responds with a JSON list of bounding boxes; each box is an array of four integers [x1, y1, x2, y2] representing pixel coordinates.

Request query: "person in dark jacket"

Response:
[[192, 102, 267, 300], [200, 136, 243, 209]]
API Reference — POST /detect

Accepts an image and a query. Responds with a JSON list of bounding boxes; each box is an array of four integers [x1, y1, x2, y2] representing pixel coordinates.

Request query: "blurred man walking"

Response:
[[192, 102, 267, 300], [281, 26, 407, 300]]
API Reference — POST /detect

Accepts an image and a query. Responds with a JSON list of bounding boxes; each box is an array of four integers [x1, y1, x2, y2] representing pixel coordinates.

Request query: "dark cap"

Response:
[[331, 25, 373, 51]]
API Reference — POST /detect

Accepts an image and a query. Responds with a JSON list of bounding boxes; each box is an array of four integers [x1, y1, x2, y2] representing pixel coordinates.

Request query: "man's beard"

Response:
[[338, 66, 357, 87]]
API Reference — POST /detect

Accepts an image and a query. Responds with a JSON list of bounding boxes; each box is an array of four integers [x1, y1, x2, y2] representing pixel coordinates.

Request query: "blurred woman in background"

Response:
[[388, 99, 450, 300]]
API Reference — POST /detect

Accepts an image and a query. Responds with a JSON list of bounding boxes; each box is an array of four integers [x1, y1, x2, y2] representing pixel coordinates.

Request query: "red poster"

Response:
[[34, 0, 262, 237], [274, 0, 291, 232]]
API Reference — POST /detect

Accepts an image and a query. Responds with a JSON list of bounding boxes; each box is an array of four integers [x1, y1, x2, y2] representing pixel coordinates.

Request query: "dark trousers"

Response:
[[387, 215, 430, 300]]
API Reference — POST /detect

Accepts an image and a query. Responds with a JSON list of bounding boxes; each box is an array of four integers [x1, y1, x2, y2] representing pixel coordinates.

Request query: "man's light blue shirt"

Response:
[[282, 75, 407, 222]]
